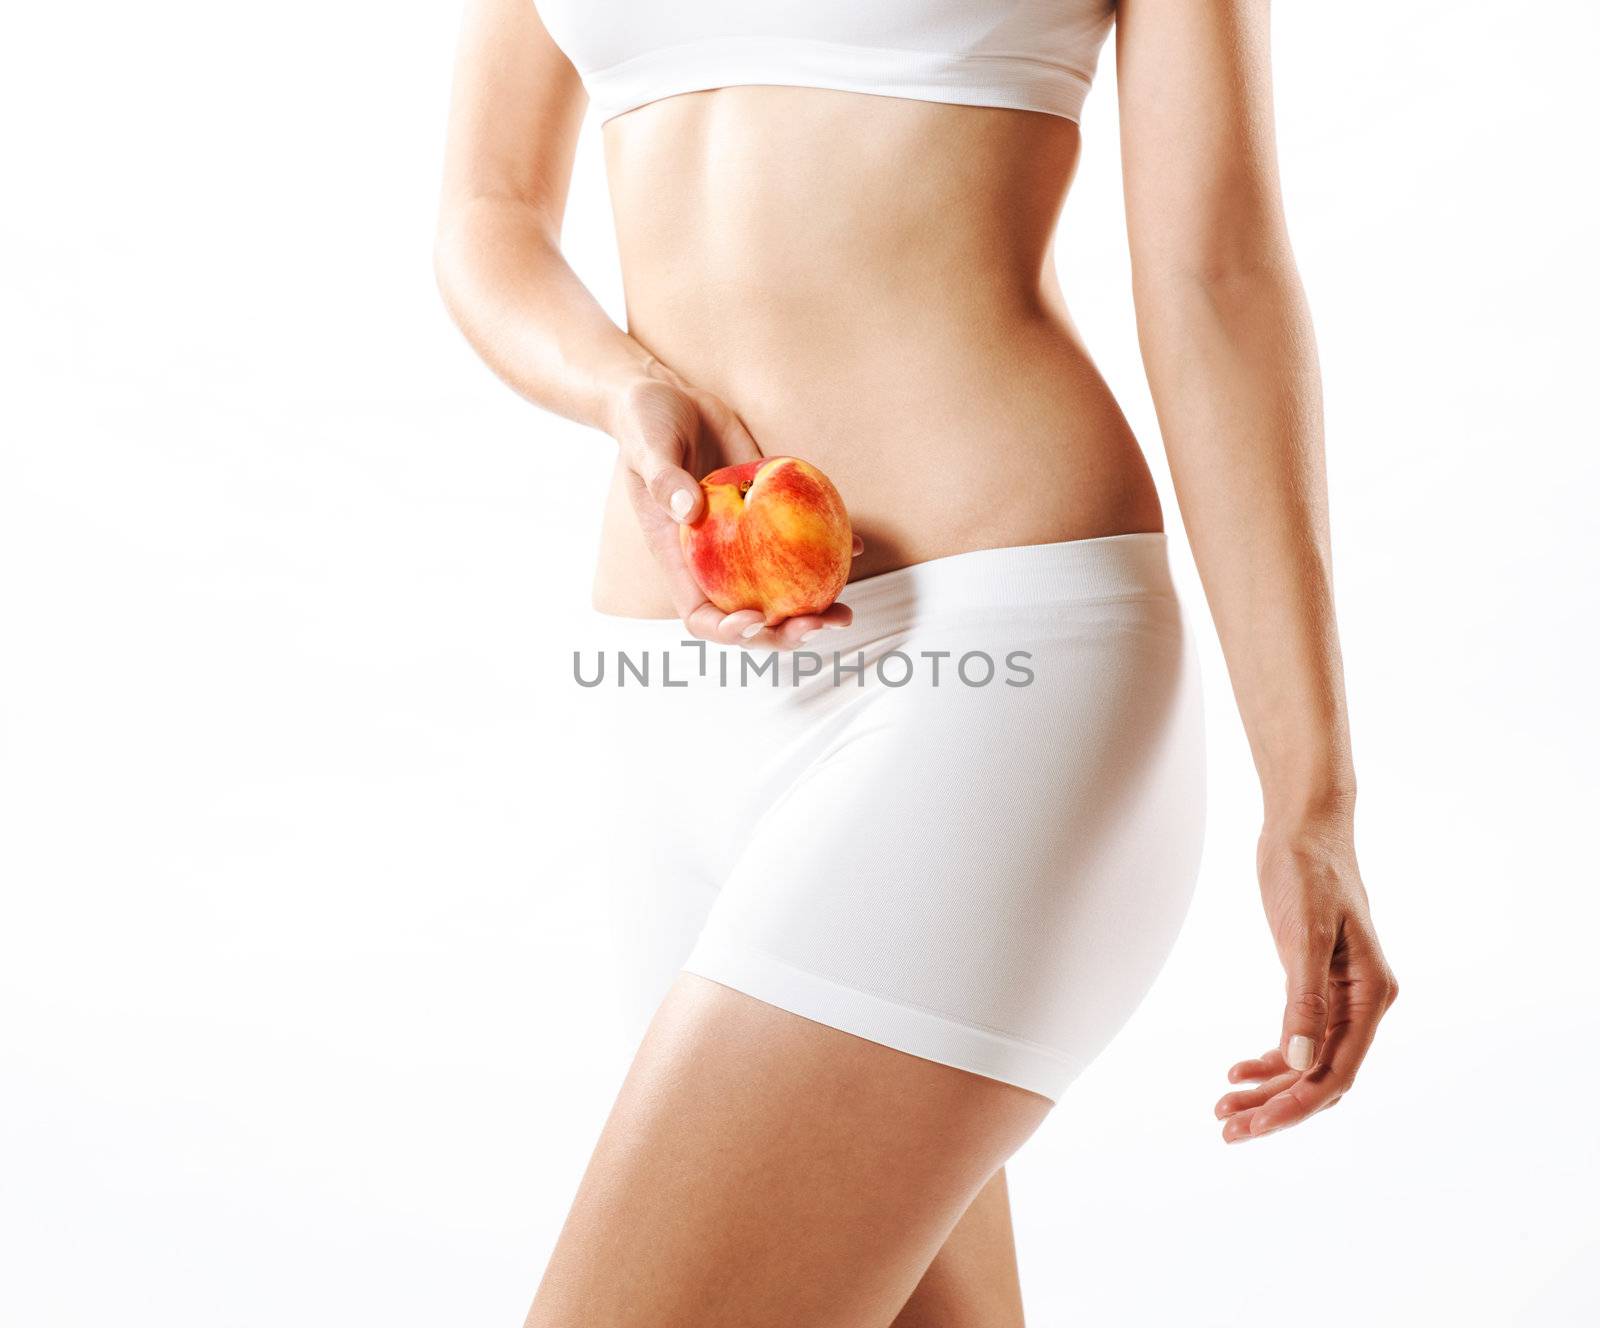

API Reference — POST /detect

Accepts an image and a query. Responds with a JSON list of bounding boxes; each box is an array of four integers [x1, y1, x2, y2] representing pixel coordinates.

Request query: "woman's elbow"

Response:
[[432, 199, 498, 320], [1132, 247, 1306, 327], [432, 223, 468, 327]]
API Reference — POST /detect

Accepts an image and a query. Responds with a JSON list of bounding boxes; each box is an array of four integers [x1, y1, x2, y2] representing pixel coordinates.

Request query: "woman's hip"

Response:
[[584, 533, 1207, 1093]]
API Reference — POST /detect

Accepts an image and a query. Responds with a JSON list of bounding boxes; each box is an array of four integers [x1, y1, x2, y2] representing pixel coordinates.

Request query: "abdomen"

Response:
[[593, 87, 1162, 615]]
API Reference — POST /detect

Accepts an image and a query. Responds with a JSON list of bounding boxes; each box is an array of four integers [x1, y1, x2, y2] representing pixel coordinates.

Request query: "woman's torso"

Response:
[[592, 86, 1161, 616]]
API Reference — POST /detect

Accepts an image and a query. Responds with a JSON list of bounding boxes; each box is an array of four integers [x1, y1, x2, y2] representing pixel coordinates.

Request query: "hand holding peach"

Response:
[[607, 366, 858, 648], [679, 457, 854, 627]]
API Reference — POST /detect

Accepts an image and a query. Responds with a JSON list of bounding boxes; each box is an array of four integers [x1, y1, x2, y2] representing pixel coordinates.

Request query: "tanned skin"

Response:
[[434, 1, 1399, 1321]]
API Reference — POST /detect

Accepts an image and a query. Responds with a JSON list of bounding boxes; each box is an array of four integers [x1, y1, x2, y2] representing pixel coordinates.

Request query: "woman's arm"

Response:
[[1117, 0, 1398, 1141], [435, 0, 651, 432], [434, 0, 852, 647]]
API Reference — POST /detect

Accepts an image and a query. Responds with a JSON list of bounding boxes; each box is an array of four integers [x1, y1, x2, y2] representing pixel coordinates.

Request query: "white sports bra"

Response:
[[536, 0, 1117, 125]]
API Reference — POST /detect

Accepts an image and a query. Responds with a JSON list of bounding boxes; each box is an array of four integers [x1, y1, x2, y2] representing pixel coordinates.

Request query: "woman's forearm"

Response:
[[434, 195, 652, 435], [1135, 261, 1356, 827]]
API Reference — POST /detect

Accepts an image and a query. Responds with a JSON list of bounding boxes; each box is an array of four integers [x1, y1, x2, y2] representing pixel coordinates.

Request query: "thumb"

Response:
[[1281, 928, 1335, 1072], [632, 445, 704, 526]]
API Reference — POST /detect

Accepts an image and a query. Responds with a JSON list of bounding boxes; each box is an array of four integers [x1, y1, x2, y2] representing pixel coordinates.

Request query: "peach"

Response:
[[679, 456, 853, 626]]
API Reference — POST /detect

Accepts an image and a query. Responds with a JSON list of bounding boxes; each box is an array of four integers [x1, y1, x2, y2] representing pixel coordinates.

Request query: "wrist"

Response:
[[1260, 779, 1356, 843], [1253, 728, 1356, 833], [597, 349, 678, 440]]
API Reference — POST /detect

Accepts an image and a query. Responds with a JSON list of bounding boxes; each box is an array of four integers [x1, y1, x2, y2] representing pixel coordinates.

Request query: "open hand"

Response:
[[1216, 823, 1399, 1143]]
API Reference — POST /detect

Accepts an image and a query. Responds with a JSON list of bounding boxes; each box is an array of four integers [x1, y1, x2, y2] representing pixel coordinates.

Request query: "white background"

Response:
[[3, 3, 1597, 1324]]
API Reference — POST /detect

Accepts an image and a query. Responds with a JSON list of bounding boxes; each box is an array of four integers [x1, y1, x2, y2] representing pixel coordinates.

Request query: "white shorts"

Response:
[[578, 533, 1206, 1101]]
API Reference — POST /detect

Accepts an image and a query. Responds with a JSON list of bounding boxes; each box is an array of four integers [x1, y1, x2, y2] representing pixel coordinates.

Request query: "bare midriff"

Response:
[[591, 85, 1162, 617]]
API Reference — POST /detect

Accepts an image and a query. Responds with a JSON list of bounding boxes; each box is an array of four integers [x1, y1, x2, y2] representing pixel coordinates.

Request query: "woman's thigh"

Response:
[[525, 975, 1053, 1328], [891, 1169, 1025, 1328]]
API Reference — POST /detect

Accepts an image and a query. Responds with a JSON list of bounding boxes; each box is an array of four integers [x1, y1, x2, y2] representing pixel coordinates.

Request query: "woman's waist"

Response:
[[622, 266, 1083, 383], [606, 88, 1081, 300], [592, 386, 1164, 617], [586, 532, 1186, 704]]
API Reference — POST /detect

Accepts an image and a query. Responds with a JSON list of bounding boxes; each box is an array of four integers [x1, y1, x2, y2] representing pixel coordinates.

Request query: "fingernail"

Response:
[[740, 622, 764, 639], [825, 622, 846, 630], [669, 489, 694, 521], [1286, 1035, 1315, 1071]]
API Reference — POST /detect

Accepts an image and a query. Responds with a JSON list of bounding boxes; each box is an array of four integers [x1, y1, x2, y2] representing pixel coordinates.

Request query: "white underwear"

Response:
[[579, 533, 1206, 1101]]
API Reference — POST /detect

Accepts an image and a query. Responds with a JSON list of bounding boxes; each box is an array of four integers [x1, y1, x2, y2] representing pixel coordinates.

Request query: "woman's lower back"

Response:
[[591, 85, 1163, 616]]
